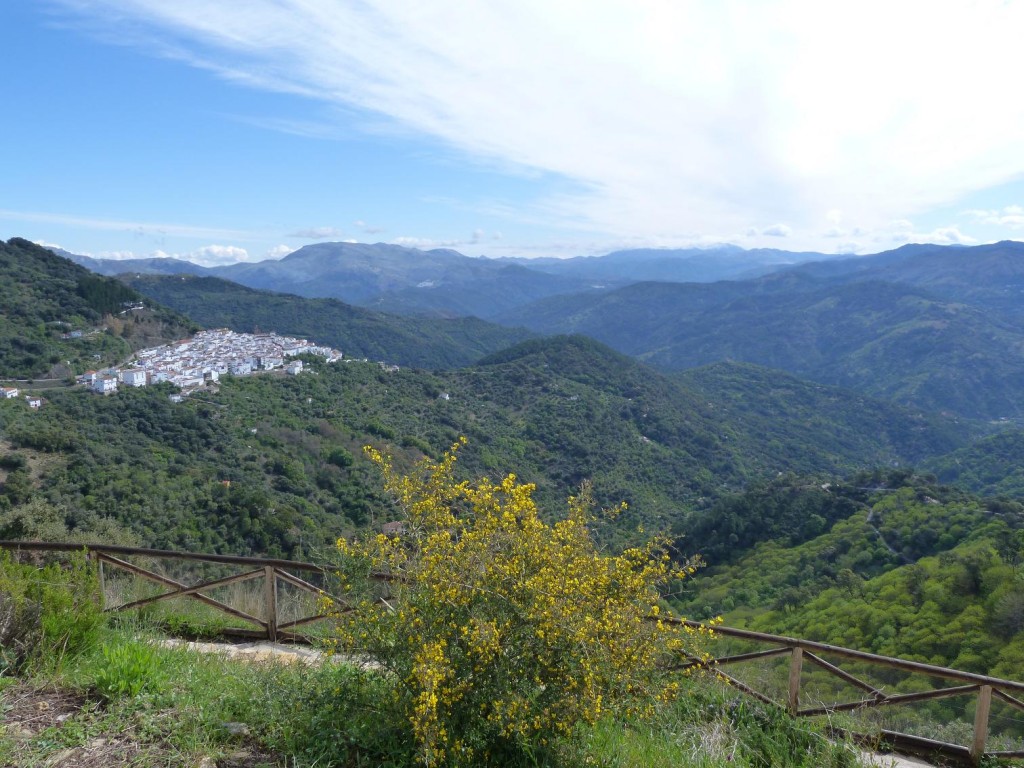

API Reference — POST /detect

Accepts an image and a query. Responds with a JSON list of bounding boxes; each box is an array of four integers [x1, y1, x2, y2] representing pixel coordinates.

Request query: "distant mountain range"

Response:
[[51, 238, 1024, 420], [496, 241, 1024, 420], [120, 274, 533, 369], [57, 241, 838, 319]]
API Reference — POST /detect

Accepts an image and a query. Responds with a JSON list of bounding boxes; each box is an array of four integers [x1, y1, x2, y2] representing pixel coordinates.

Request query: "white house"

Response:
[[25, 397, 42, 410], [92, 377, 118, 395], [1, 387, 19, 399], [286, 360, 303, 375], [121, 369, 148, 387]]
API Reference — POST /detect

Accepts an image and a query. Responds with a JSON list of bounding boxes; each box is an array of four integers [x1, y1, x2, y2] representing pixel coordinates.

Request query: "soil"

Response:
[[1, 683, 283, 767]]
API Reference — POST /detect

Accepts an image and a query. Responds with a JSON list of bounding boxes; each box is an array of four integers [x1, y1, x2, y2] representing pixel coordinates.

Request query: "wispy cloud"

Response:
[[353, 220, 385, 235], [94, 244, 264, 266], [963, 206, 1024, 230], [266, 244, 296, 259], [288, 226, 344, 239], [0, 208, 252, 241], [49, 0, 1024, 249]]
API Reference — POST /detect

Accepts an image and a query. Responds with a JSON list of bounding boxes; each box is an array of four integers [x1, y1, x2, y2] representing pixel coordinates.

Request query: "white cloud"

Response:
[[921, 227, 976, 246], [354, 220, 385, 234], [762, 224, 791, 237], [189, 244, 251, 265], [963, 206, 1024, 229], [86, 246, 254, 265], [391, 230, 495, 250], [1, 208, 250, 240], [862, 219, 977, 249], [266, 244, 295, 259], [288, 226, 343, 238], [51, 0, 1024, 250]]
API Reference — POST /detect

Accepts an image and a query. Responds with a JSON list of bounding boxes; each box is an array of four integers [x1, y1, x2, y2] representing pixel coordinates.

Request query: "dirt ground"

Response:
[[1, 682, 281, 768]]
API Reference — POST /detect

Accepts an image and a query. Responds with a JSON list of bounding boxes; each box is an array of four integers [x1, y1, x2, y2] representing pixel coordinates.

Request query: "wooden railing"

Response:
[[667, 618, 1024, 766], [4, 541, 1023, 765], [0, 540, 334, 643]]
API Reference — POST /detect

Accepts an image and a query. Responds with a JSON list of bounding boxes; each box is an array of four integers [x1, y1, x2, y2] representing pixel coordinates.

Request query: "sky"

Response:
[[3, 1, 1024, 267]]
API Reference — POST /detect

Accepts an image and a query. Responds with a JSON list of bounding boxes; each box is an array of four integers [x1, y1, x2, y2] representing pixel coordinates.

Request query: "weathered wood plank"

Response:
[[804, 651, 886, 699], [99, 553, 264, 628], [113, 568, 264, 613], [704, 648, 791, 666], [713, 670, 777, 707], [787, 647, 802, 714], [666, 617, 1024, 694], [970, 685, 992, 765], [993, 688, 1024, 712], [0, 540, 327, 572], [265, 566, 278, 643], [275, 568, 327, 596], [798, 684, 981, 717]]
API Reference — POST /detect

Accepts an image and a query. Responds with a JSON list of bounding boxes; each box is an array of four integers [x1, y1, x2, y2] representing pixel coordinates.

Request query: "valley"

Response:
[[2, 235, 1024, 753]]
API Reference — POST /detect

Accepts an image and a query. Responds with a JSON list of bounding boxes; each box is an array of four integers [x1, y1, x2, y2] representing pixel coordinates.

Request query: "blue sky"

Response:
[[3, 1, 1024, 266]]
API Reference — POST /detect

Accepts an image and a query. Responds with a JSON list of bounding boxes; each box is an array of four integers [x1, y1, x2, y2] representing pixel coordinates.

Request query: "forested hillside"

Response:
[[498, 276, 1024, 419], [0, 337, 970, 558], [7, 241, 1024, 692], [673, 471, 1024, 679], [120, 274, 534, 369], [0, 238, 196, 379]]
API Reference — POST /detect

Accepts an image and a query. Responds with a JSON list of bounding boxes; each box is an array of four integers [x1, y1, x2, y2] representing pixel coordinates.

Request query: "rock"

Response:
[[221, 721, 251, 737]]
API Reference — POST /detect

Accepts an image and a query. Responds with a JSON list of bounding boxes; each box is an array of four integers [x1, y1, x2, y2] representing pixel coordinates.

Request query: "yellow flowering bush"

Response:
[[326, 439, 713, 766]]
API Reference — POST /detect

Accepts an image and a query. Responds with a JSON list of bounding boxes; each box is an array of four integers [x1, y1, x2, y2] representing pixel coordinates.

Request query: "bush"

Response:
[[0, 550, 103, 673], [327, 439, 713, 766], [94, 639, 164, 700], [0, 581, 42, 674]]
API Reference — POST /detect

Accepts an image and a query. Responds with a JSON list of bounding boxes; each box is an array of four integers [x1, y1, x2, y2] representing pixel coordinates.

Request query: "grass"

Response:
[[4, 554, 1019, 767], [0, 618, 882, 768], [100, 554, 337, 642]]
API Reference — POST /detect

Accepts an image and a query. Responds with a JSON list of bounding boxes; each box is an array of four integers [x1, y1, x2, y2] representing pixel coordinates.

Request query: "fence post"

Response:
[[788, 647, 803, 714], [264, 565, 278, 642], [96, 556, 106, 611], [970, 684, 992, 765]]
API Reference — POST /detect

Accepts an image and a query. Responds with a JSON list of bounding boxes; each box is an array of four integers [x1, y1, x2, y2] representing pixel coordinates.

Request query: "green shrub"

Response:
[[94, 639, 164, 700], [0, 550, 103, 673]]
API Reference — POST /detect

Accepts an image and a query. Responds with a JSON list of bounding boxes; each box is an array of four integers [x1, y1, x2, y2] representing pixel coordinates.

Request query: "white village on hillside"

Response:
[[80, 329, 343, 397]]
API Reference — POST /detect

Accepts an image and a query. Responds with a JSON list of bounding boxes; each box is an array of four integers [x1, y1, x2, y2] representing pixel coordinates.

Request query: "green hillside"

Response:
[[673, 361, 968, 467], [0, 238, 196, 379], [499, 278, 1024, 419], [673, 472, 1024, 678], [121, 273, 535, 369], [924, 428, 1024, 497], [0, 336, 970, 558]]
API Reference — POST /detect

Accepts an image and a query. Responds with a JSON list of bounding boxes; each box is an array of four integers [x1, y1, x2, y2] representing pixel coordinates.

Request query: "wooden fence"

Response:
[[0, 540, 333, 643], [666, 618, 1024, 766], [3, 541, 1023, 766]]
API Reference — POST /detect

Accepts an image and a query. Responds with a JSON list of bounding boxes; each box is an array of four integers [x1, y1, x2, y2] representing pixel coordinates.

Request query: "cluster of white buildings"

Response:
[[80, 329, 342, 396], [1, 387, 43, 409]]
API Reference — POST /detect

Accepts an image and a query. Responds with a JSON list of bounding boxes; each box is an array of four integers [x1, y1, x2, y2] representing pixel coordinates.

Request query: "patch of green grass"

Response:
[[3, 625, 881, 768]]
